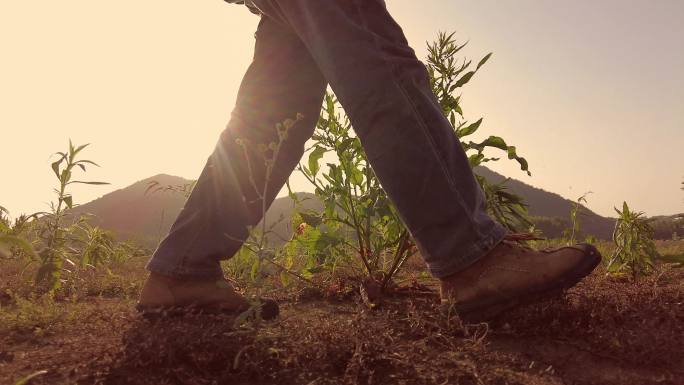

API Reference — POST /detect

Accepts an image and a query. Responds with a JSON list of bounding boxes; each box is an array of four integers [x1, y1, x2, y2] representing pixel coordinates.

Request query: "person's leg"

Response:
[[251, 0, 506, 278], [144, 16, 326, 280], [250, 0, 601, 321]]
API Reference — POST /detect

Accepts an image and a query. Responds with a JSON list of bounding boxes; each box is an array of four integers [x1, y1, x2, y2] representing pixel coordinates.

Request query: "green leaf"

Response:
[[476, 53, 493, 70], [454, 71, 475, 88], [506, 146, 531, 176], [306, 266, 324, 274], [326, 93, 336, 114], [280, 271, 291, 286], [449, 112, 457, 128], [481, 136, 508, 150], [349, 166, 364, 187], [468, 153, 485, 167], [457, 118, 483, 138], [51, 155, 66, 180], [63, 195, 73, 209], [299, 211, 323, 227], [285, 179, 299, 203], [76, 159, 100, 167], [324, 196, 336, 218], [250, 259, 261, 281], [68, 139, 75, 161], [73, 143, 90, 156], [308, 146, 326, 177]]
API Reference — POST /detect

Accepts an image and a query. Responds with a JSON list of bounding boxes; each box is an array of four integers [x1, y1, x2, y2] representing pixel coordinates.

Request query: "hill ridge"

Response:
[[72, 168, 630, 248]]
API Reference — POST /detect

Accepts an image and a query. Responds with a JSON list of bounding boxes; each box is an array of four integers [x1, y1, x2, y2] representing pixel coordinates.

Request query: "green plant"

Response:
[[607, 202, 660, 278], [142, 133, 315, 291], [297, 93, 414, 291], [0, 208, 38, 260], [222, 115, 322, 298], [0, 205, 9, 227], [427, 32, 533, 233], [563, 192, 592, 245], [79, 223, 118, 267], [1, 294, 70, 335], [293, 32, 533, 292], [478, 177, 533, 234], [280, 209, 352, 281], [34, 141, 109, 293], [0, 233, 38, 261]]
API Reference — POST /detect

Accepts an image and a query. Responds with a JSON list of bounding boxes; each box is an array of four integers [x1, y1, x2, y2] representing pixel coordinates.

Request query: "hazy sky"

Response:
[[1, 0, 682, 219]]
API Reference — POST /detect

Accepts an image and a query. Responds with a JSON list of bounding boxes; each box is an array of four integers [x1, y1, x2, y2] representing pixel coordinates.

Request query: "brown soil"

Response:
[[1, 267, 683, 385]]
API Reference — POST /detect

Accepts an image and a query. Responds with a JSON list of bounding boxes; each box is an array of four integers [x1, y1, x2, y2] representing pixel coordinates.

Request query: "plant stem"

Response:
[[382, 230, 410, 290]]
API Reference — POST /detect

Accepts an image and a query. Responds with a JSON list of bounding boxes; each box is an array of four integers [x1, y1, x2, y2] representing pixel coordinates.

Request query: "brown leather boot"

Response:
[[440, 237, 601, 322], [137, 273, 279, 320]]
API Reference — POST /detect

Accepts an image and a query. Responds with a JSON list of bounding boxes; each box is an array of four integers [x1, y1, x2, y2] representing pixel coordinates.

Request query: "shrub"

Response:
[[293, 32, 534, 291], [607, 202, 660, 278], [33, 141, 110, 293]]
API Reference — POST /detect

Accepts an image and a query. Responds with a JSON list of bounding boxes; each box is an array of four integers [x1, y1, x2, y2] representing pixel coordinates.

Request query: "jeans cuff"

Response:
[[426, 224, 508, 279], [146, 258, 224, 280]]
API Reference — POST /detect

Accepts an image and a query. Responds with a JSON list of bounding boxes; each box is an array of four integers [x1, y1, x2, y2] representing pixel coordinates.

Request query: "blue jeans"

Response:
[[147, 0, 506, 280]]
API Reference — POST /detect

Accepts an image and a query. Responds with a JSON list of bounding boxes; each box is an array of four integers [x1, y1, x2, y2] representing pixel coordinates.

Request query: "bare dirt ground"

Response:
[[2, 256, 683, 385]]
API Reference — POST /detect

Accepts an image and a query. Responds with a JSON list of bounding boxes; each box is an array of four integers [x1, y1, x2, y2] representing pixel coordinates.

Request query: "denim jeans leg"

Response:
[[146, 16, 327, 279], [252, 0, 508, 278]]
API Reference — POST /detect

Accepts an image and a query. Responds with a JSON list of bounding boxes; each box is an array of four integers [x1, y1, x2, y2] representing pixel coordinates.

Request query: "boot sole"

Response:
[[452, 243, 602, 323]]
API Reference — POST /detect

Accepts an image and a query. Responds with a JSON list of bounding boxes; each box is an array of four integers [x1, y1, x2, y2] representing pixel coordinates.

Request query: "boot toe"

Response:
[[573, 243, 602, 275]]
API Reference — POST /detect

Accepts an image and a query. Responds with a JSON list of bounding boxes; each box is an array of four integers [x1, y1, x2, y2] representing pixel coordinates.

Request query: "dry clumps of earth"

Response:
[[1, 260, 683, 385]]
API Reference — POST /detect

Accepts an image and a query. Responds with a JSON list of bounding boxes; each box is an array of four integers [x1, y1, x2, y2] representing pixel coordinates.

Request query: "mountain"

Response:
[[70, 174, 187, 249], [73, 168, 629, 249], [648, 214, 684, 240], [473, 166, 616, 239], [70, 174, 322, 250]]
